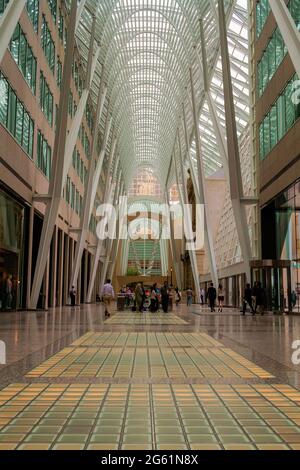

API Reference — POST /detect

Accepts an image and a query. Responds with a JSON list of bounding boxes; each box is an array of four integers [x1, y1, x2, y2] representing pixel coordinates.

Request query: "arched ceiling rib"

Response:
[[72, 0, 250, 191]]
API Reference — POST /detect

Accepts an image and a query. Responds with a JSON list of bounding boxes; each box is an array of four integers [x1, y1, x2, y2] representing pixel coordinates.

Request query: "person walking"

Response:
[[207, 283, 217, 312], [252, 281, 258, 314], [175, 287, 181, 307], [186, 288, 193, 307], [200, 288, 205, 306], [150, 283, 158, 312], [242, 283, 255, 315], [256, 281, 265, 316], [217, 283, 225, 312], [69, 285, 76, 307], [141, 282, 146, 311], [161, 281, 169, 313], [102, 279, 115, 317], [135, 283, 143, 312]]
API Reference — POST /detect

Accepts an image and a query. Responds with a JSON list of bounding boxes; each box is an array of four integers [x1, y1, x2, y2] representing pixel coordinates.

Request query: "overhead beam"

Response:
[[218, 0, 252, 281]]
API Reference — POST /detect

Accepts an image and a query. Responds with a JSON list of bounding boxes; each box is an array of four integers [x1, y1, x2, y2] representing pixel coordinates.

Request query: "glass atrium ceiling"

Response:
[[73, 0, 250, 192]]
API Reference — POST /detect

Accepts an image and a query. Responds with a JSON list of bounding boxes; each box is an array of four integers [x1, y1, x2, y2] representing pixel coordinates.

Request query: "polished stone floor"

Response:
[[0, 304, 300, 450]]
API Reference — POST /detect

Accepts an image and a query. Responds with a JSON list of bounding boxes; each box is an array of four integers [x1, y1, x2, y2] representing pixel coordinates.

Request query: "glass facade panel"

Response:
[[275, 180, 300, 313], [0, 73, 34, 157], [259, 74, 300, 160], [37, 131, 51, 179], [0, 190, 25, 311], [40, 72, 53, 126], [26, 0, 39, 32], [41, 15, 55, 73], [9, 23, 37, 93], [0, 0, 9, 15]]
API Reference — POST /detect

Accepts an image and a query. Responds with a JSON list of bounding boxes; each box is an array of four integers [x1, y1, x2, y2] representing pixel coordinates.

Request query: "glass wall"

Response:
[[0, 190, 25, 311], [259, 74, 300, 160], [256, 0, 300, 39], [26, 0, 39, 32], [257, 28, 287, 96], [275, 179, 300, 313], [37, 130, 51, 179], [41, 15, 55, 73], [9, 23, 37, 94], [40, 72, 54, 126], [0, 72, 34, 157]]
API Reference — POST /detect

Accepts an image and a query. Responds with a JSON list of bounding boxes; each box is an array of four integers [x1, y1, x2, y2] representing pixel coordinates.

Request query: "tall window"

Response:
[[0, 72, 34, 157], [26, 0, 39, 32], [37, 131, 51, 178], [256, 0, 270, 38], [41, 15, 55, 73], [40, 72, 53, 126], [9, 24, 37, 93], [257, 28, 287, 96], [48, 0, 57, 24], [0, 0, 9, 15], [259, 74, 300, 159], [56, 57, 62, 88]]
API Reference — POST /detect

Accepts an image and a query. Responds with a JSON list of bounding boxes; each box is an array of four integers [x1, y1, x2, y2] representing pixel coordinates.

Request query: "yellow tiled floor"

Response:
[[72, 332, 223, 348], [25, 342, 273, 379], [104, 312, 188, 325], [2, 320, 300, 450], [0, 383, 299, 450]]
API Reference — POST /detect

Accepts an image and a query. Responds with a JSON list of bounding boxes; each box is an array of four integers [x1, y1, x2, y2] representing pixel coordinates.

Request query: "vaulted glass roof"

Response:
[[73, 0, 249, 192]]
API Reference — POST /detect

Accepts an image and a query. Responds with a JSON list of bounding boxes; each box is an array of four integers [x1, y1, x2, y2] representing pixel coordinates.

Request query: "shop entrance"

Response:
[[251, 260, 292, 314]]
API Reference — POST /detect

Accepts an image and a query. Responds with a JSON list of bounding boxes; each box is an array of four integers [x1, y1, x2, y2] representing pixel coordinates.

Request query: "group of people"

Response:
[[0, 272, 14, 311], [204, 283, 225, 313], [242, 281, 265, 316], [136, 281, 170, 313]]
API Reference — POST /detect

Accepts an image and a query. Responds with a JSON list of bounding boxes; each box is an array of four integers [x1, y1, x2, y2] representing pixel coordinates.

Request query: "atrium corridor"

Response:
[[0, 305, 300, 450], [1, 0, 300, 457]]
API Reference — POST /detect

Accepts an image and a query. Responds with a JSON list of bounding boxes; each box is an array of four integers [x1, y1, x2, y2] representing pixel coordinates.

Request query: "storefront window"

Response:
[[275, 180, 300, 312], [0, 190, 24, 310]]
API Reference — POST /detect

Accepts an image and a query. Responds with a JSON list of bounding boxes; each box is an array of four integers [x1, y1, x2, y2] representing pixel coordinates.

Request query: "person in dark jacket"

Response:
[[242, 283, 255, 315], [255, 281, 265, 315], [207, 283, 217, 312], [161, 281, 169, 313]]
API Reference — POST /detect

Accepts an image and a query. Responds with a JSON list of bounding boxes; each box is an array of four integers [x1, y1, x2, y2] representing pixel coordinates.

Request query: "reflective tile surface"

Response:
[[0, 383, 300, 450], [104, 312, 188, 325], [0, 304, 300, 450]]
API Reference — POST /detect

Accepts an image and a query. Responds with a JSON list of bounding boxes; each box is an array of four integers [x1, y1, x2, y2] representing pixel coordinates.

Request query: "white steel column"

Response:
[[121, 239, 130, 276], [173, 150, 201, 302], [218, 0, 252, 281], [199, 19, 229, 182], [86, 153, 119, 302], [98, 169, 122, 291], [189, 69, 219, 288], [0, 0, 26, 63], [70, 77, 108, 291], [165, 190, 183, 290], [107, 184, 125, 280], [90, 115, 113, 217], [29, 0, 78, 309], [62, 18, 101, 184], [269, 0, 300, 80]]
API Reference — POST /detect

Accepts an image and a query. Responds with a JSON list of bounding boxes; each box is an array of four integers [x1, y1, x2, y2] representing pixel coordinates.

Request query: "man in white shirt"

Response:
[[101, 279, 115, 317]]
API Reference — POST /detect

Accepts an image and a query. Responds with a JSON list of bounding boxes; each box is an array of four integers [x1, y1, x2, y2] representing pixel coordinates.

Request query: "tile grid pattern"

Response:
[[1, 312, 300, 450], [0, 383, 300, 450], [25, 345, 273, 380]]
